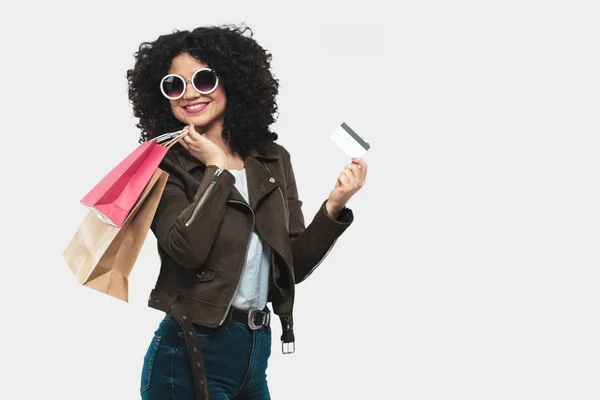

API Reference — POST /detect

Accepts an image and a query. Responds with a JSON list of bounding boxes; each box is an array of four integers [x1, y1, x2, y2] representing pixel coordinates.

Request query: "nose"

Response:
[[182, 79, 199, 100]]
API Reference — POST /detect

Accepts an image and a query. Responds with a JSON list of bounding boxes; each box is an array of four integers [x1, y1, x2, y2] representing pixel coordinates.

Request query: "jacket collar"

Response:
[[172, 142, 280, 208], [247, 142, 280, 161]]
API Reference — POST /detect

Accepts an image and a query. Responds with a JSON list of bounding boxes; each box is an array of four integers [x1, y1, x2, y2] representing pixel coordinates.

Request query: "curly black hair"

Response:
[[127, 24, 279, 157]]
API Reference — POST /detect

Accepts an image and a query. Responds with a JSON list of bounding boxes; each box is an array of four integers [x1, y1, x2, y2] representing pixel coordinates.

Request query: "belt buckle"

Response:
[[247, 309, 269, 330]]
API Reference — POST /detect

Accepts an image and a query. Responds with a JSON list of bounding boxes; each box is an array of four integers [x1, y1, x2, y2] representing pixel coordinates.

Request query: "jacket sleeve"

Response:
[[151, 156, 235, 269], [283, 149, 354, 283]]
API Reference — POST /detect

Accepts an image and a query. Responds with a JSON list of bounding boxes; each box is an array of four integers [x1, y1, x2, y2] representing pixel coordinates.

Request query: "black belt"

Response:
[[231, 307, 271, 330]]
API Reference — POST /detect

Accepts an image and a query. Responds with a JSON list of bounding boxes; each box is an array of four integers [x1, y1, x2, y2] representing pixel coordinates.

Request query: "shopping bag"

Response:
[[63, 167, 168, 302], [80, 129, 187, 227]]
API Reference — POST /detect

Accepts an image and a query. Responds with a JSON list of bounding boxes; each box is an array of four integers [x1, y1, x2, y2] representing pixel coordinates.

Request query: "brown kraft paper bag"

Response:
[[62, 168, 168, 302]]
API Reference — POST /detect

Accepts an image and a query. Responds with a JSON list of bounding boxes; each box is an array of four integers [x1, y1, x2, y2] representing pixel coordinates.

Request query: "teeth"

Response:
[[187, 103, 207, 110]]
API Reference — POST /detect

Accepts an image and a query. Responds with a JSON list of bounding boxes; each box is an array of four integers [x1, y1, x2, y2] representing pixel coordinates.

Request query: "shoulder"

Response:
[[165, 143, 199, 167], [159, 143, 202, 178], [161, 144, 184, 169], [261, 140, 292, 161]]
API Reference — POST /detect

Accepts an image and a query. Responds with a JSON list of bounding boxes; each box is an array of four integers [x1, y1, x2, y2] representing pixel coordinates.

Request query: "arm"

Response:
[[151, 155, 235, 269], [283, 149, 354, 283]]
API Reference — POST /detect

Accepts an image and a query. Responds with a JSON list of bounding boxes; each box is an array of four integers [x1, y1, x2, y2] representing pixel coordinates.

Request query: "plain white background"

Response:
[[1, 1, 599, 399]]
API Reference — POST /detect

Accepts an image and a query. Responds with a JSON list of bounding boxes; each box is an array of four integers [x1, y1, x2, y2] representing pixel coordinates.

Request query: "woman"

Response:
[[127, 25, 368, 400]]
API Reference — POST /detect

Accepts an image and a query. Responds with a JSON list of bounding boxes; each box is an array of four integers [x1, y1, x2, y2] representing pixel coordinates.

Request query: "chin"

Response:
[[188, 116, 212, 127], [175, 112, 203, 125], [195, 113, 225, 128]]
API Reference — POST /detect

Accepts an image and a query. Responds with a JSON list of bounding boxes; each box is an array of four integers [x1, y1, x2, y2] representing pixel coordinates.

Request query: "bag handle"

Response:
[[150, 129, 189, 148], [163, 130, 188, 148]]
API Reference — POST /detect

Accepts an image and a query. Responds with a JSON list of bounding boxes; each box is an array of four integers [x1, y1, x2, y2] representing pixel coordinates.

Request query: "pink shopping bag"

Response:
[[80, 130, 187, 227]]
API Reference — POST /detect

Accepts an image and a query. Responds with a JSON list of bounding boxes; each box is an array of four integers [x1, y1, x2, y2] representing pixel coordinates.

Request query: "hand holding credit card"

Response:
[[325, 121, 370, 218], [330, 122, 371, 159]]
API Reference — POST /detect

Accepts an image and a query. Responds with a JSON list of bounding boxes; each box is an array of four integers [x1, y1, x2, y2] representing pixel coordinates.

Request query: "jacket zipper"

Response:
[[184, 168, 223, 227], [219, 199, 255, 325]]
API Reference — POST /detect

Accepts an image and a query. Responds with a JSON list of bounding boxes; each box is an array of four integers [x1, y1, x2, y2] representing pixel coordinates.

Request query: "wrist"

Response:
[[326, 199, 344, 216], [207, 157, 227, 169]]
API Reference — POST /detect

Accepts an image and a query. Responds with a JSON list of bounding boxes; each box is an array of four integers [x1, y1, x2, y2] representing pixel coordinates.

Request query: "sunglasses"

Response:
[[160, 68, 219, 100]]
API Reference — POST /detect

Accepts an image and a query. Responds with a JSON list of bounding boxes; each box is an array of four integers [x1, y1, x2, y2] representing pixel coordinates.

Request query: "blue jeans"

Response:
[[140, 311, 272, 399]]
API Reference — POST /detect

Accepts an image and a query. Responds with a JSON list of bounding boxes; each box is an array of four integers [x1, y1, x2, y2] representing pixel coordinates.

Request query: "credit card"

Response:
[[330, 122, 371, 158]]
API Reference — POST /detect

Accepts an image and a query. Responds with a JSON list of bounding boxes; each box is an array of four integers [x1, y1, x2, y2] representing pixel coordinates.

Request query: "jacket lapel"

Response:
[[244, 156, 279, 208]]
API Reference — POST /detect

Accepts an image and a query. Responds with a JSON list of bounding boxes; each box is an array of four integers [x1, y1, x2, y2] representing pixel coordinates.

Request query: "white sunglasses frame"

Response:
[[160, 68, 219, 100]]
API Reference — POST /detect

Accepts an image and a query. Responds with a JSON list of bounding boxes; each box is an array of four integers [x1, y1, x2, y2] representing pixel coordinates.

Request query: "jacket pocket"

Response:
[[140, 334, 161, 395]]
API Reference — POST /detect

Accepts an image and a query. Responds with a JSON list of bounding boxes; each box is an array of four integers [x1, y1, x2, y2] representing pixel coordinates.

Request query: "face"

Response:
[[165, 52, 227, 131]]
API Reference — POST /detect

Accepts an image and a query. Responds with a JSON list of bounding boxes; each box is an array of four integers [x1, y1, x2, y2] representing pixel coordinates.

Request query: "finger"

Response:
[[180, 139, 190, 151], [345, 165, 358, 179], [187, 122, 195, 133], [187, 123, 203, 140], [343, 169, 364, 190], [182, 134, 194, 145], [184, 131, 207, 147], [351, 158, 365, 167], [352, 157, 367, 170], [339, 170, 354, 186], [352, 158, 368, 180]]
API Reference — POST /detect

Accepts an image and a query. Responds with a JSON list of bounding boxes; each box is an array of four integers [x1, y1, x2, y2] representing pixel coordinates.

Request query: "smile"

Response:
[[184, 102, 209, 113]]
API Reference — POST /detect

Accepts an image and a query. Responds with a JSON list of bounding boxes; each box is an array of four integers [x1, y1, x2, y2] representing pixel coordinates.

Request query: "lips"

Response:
[[184, 102, 209, 114]]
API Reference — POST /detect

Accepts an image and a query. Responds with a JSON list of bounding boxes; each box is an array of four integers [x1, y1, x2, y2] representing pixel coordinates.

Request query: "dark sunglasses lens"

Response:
[[162, 76, 184, 99], [193, 70, 217, 93]]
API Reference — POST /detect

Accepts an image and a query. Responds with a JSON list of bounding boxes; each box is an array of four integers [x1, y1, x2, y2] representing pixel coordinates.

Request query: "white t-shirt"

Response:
[[228, 168, 272, 311]]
